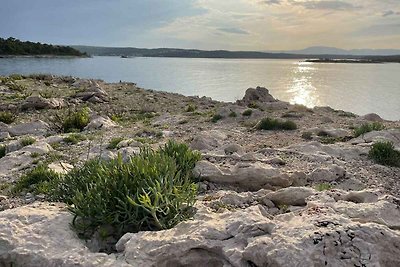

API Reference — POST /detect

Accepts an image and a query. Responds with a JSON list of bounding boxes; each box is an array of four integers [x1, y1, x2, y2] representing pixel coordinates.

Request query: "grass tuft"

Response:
[[368, 141, 400, 167], [353, 122, 385, 137], [0, 111, 16, 124], [242, 109, 253, 117]]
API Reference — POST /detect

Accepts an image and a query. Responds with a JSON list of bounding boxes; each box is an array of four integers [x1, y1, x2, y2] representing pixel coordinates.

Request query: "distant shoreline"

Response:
[[0, 55, 89, 59]]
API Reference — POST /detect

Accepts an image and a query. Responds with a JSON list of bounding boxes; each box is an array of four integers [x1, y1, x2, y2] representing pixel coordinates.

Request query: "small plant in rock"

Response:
[[256, 117, 297, 131], [228, 111, 237, 118], [0, 145, 6, 159], [12, 165, 60, 195], [247, 102, 259, 109], [30, 152, 41, 158], [211, 114, 223, 123], [63, 133, 86, 144], [185, 104, 197, 112], [368, 141, 400, 167], [242, 109, 253, 117], [62, 107, 90, 133], [0, 111, 16, 124], [315, 183, 333, 191], [20, 137, 36, 147], [107, 137, 124, 149], [353, 122, 385, 137], [301, 131, 313, 140]]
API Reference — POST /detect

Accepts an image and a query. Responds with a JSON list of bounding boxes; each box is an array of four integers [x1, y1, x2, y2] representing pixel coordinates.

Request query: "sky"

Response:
[[1, 0, 399, 50]]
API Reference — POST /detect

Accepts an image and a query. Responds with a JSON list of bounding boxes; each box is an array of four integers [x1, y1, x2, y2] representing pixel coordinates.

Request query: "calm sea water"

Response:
[[0, 56, 399, 120]]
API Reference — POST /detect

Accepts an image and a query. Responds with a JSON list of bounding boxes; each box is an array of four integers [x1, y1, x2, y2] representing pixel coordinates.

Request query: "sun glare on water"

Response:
[[288, 62, 318, 107]]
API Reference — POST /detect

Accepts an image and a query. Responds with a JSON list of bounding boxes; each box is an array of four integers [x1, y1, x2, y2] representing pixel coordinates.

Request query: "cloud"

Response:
[[263, 0, 281, 5], [218, 27, 249, 34], [289, 0, 360, 11], [355, 23, 400, 37], [383, 10, 400, 17]]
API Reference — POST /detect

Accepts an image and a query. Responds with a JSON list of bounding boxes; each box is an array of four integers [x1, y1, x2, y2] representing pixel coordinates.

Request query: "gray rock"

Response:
[[8, 120, 50, 137], [237, 86, 276, 105], [0, 131, 10, 141], [85, 116, 118, 131], [361, 113, 384, 122], [264, 187, 316, 206], [309, 164, 346, 182], [21, 95, 64, 110]]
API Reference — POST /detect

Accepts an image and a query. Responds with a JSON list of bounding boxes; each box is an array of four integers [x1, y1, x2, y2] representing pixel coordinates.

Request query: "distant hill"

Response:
[[72, 45, 400, 60], [0, 37, 86, 56], [282, 46, 400, 56]]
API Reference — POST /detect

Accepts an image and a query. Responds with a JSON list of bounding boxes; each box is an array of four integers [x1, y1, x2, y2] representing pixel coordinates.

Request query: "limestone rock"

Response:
[[48, 162, 74, 174], [194, 160, 291, 190], [0, 131, 10, 141], [21, 95, 65, 110], [190, 130, 227, 151], [85, 116, 118, 130], [237, 86, 276, 105], [0, 203, 127, 267], [309, 164, 346, 182], [75, 85, 108, 102], [361, 113, 384, 122], [264, 187, 316, 206], [7, 120, 50, 137]]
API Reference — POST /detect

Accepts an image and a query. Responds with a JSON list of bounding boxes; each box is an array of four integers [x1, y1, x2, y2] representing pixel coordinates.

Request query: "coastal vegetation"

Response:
[[0, 37, 86, 56], [369, 141, 400, 167], [256, 117, 297, 130], [353, 122, 385, 137]]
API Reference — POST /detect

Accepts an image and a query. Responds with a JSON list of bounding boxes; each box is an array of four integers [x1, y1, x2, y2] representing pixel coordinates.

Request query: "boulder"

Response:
[[237, 86, 276, 105], [309, 164, 346, 182], [7, 120, 50, 137], [315, 128, 351, 138], [351, 129, 400, 148], [75, 86, 108, 102], [21, 96, 65, 110], [0, 132, 10, 141], [0, 203, 127, 267], [264, 187, 316, 206], [190, 130, 227, 151], [361, 113, 384, 122], [85, 116, 118, 131]]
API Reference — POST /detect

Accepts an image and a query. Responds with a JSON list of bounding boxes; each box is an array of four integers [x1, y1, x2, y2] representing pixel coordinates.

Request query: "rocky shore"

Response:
[[0, 74, 400, 266]]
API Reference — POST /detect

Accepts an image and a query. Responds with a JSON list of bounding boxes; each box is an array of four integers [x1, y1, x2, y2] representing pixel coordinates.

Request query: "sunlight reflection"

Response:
[[288, 63, 318, 107]]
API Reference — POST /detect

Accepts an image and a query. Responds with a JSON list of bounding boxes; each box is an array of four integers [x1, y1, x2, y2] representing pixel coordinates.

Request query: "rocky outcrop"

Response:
[[115, 189, 400, 267], [194, 160, 293, 190], [74, 85, 108, 103], [237, 86, 276, 105]]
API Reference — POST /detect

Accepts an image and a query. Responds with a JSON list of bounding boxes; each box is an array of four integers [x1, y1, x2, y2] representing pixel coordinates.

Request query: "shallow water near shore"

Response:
[[0, 56, 399, 120]]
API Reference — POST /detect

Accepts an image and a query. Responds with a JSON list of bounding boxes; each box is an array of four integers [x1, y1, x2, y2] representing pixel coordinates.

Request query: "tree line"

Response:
[[0, 37, 86, 56]]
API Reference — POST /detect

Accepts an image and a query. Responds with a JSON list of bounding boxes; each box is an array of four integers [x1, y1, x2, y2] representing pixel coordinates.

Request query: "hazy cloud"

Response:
[[218, 27, 249, 34], [263, 0, 281, 5], [289, 0, 360, 11], [383, 10, 400, 17]]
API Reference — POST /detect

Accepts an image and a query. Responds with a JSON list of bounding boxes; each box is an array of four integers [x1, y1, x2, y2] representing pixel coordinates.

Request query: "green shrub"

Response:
[[368, 141, 400, 167], [0, 145, 6, 158], [185, 104, 197, 112], [63, 133, 86, 144], [12, 165, 60, 195], [0, 111, 16, 124], [228, 111, 237, 118], [354, 122, 385, 137], [301, 131, 313, 140], [211, 114, 223, 123], [20, 137, 36, 147], [49, 141, 200, 240], [7, 82, 26, 92], [62, 107, 90, 133], [9, 74, 23, 80], [242, 109, 253, 117], [256, 117, 297, 131], [107, 137, 124, 149]]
